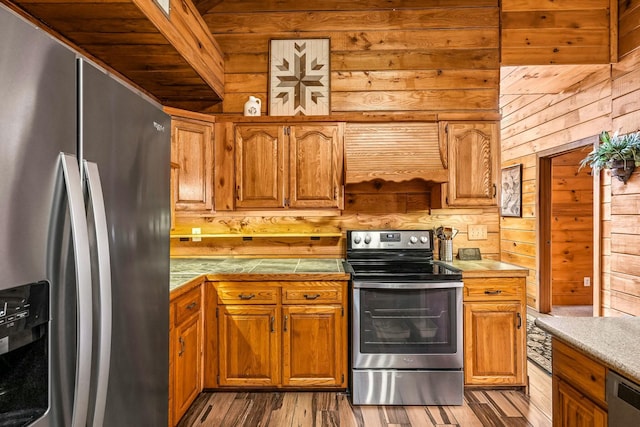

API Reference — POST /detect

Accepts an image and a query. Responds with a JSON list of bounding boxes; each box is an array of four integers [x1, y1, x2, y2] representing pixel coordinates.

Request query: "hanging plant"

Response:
[[579, 130, 640, 183]]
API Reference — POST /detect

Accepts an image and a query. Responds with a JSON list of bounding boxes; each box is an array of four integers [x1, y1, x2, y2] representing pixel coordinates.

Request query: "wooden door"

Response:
[[281, 305, 345, 387], [288, 124, 344, 208], [446, 122, 498, 206], [171, 117, 214, 213], [554, 379, 607, 427], [463, 301, 524, 385], [174, 313, 201, 421], [235, 124, 286, 208], [218, 305, 280, 387]]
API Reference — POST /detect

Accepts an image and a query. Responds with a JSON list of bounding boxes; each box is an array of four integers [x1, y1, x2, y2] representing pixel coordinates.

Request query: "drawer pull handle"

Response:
[[484, 290, 502, 295], [185, 302, 197, 310], [283, 315, 288, 332], [238, 293, 255, 300], [304, 294, 321, 300]]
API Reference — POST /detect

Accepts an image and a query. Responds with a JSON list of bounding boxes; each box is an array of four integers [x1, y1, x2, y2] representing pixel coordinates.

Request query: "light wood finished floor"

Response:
[[178, 362, 552, 427]]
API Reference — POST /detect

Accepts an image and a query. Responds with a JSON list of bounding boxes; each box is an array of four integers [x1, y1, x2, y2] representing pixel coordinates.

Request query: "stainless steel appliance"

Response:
[[607, 371, 640, 426], [345, 230, 464, 406], [1, 4, 170, 426]]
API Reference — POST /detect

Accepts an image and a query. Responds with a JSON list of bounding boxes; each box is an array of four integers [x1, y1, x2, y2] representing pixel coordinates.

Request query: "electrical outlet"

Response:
[[192, 227, 201, 242], [468, 225, 487, 240], [584, 277, 591, 287]]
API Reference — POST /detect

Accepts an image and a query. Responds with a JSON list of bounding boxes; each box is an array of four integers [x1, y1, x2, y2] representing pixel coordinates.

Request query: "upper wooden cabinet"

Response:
[[443, 122, 499, 207], [170, 113, 215, 216], [344, 123, 447, 184], [234, 123, 344, 210]]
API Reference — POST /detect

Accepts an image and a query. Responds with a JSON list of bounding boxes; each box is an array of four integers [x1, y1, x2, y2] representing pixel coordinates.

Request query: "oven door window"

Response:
[[360, 287, 458, 354]]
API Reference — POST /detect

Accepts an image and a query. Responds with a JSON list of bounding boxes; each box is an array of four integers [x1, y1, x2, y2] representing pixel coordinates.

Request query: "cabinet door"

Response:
[[282, 305, 345, 387], [174, 313, 201, 422], [218, 305, 280, 386], [289, 124, 344, 209], [554, 378, 607, 427], [463, 301, 525, 385], [235, 124, 286, 208], [446, 122, 498, 206], [171, 117, 214, 213]]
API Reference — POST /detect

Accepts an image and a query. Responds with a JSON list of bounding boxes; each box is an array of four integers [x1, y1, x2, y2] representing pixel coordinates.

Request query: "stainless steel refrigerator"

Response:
[[0, 4, 170, 426]]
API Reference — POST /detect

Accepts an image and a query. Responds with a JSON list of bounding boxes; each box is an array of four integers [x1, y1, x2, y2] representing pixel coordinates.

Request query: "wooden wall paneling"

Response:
[[501, 0, 613, 65], [618, 0, 640, 57], [202, 2, 500, 115]]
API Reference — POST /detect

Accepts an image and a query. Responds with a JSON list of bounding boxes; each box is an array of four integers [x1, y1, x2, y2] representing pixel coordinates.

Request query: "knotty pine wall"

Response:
[[171, 180, 500, 260], [501, 0, 616, 65], [199, 0, 500, 116], [619, 0, 640, 57], [500, 46, 640, 316]]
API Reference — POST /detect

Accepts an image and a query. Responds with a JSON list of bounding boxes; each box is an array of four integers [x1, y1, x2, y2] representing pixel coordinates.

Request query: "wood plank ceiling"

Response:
[[3, 0, 222, 111]]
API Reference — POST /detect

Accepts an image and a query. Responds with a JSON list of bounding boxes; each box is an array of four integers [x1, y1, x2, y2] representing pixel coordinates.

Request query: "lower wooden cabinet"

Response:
[[214, 280, 347, 389], [169, 284, 203, 426], [463, 276, 526, 386], [282, 305, 344, 387], [218, 304, 280, 387], [552, 339, 608, 427]]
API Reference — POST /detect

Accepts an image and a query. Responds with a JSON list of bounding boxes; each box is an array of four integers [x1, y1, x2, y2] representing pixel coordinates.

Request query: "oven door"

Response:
[[352, 281, 463, 370]]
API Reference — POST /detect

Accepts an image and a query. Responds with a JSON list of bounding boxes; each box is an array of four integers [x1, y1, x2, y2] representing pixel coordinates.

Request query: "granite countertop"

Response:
[[449, 259, 529, 278], [535, 317, 640, 384], [170, 258, 347, 292]]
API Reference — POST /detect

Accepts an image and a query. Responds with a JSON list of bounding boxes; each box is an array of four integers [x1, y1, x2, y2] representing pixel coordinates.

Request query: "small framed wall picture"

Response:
[[500, 164, 522, 217], [269, 38, 330, 116]]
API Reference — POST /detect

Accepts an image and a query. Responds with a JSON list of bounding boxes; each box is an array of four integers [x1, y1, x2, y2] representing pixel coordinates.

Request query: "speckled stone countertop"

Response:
[[535, 317, 640, 384], [170, 258, 347, 292]]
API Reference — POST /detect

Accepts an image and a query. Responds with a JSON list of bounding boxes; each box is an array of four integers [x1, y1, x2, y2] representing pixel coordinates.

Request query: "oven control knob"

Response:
[[409, 236, 418, 244], [353, 235, 362, 244], [364, 234, 372, 244], [420, 236, 429, 244]]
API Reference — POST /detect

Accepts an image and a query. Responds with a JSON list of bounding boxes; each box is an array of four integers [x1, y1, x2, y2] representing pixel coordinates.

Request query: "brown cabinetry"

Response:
[[234, 123, 344, 209], [215, 281, 347, 389], [463, 276, 526, 386], [442, 122, 499, 207], [552, 339, 607, 427], [169, 285, 203, 426], [170, 112, 215, 215]]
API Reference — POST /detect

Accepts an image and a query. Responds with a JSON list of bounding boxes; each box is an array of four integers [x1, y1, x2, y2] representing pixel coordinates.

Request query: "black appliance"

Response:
[[0, 282, 49, 426], [345, 229, 464, 405]]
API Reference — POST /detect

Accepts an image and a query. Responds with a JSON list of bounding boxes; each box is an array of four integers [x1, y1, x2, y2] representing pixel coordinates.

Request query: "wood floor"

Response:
[[178, 362, 552, 427]]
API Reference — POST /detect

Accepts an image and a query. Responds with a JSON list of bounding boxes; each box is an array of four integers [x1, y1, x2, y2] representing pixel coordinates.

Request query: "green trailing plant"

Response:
[[579, 130, 640, 173]]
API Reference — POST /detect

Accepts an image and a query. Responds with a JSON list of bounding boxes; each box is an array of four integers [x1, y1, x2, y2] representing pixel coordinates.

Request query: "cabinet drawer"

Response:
[[464, 277, 524, 300], [174, 288, 201, 326], [282, 282, 343, 304], [217, 284, 279, 304], [553, 339, 607, 408]]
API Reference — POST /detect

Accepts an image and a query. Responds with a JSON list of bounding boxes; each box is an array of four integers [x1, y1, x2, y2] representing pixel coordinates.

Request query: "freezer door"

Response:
[[79, 60, 170, 427], [0, 5, 78, 427]]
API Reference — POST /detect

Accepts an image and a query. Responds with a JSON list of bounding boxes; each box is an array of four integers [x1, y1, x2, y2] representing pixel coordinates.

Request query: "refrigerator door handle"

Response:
[[84, 160, 113, 427], [60, 153, 93, 427]]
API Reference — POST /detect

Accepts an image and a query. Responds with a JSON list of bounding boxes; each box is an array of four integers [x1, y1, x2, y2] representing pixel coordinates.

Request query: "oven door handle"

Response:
[[352, 281, 463, 290]]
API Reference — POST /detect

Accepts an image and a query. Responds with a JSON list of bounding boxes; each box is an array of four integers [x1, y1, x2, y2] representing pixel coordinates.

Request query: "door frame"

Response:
[[536, 136, 600, 314]]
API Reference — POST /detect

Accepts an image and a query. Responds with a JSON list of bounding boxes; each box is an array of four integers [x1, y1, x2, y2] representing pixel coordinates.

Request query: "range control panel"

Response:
[[348, 230, 433, 250]]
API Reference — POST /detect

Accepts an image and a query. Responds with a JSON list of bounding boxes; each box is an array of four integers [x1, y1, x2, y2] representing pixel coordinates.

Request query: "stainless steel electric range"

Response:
[[345, 229, 464, 406]]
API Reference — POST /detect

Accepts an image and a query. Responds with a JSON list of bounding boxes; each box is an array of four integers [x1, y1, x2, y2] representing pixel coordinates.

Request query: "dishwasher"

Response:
[[607, 370, 640, 426]]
